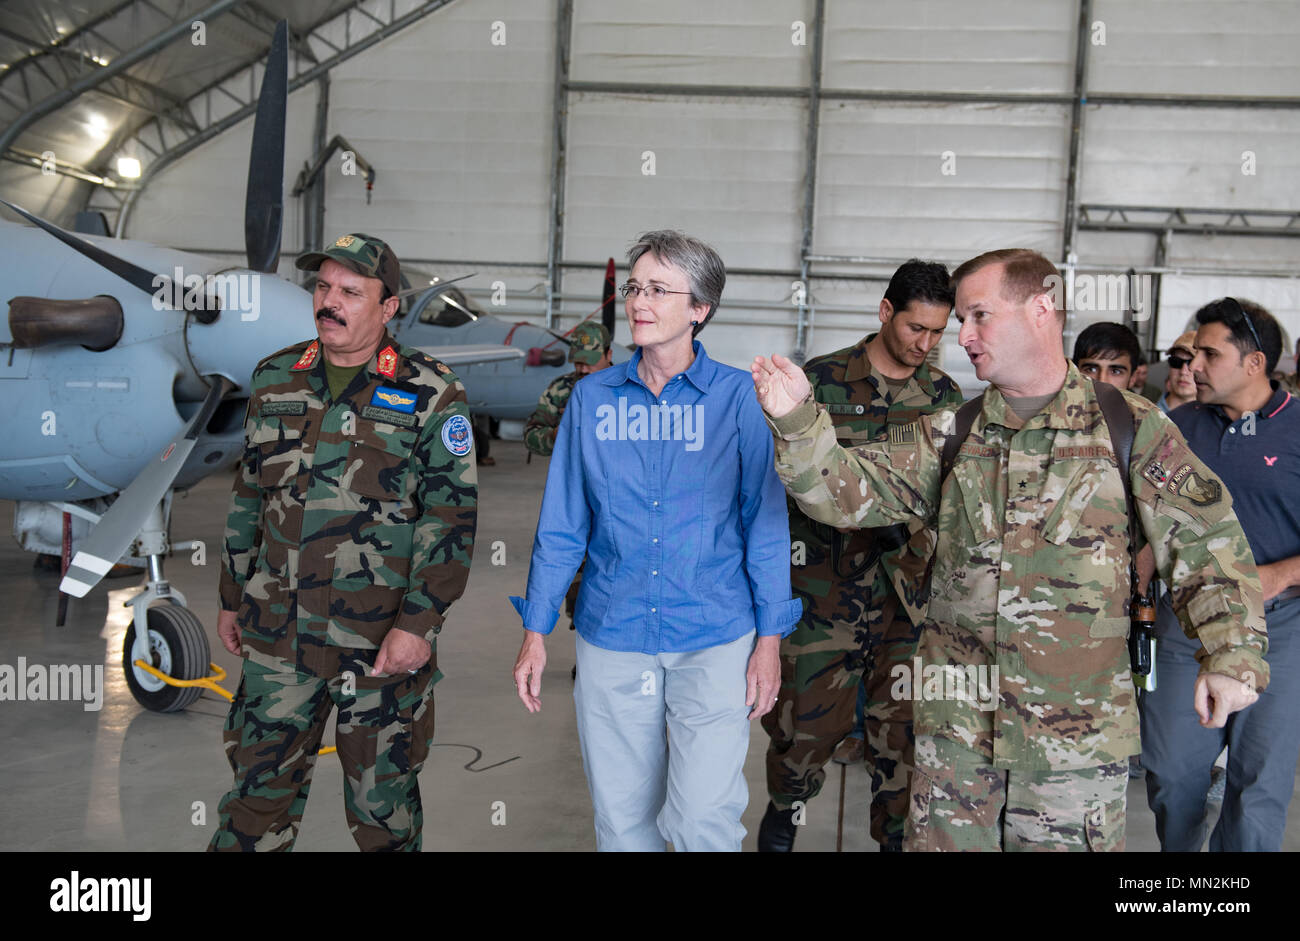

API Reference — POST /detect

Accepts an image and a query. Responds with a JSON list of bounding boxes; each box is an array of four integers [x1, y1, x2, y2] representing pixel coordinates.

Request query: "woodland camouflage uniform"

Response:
[[210, 327, 477, 851]]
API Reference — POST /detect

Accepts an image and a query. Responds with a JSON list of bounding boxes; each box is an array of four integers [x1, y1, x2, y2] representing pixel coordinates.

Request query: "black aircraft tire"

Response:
[[122, 605, 210, 713]]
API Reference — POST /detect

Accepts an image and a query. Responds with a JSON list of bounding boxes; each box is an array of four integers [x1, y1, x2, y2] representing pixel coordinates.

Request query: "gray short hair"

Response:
[[627, 230, 726, 337]]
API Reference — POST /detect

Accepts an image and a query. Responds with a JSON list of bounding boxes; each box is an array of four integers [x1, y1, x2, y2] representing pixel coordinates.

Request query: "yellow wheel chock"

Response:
[[131, 659, 339, 756]]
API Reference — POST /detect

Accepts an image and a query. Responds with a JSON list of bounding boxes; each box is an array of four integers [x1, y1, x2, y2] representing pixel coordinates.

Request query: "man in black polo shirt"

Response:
[[1141, 297, 1300, 852]]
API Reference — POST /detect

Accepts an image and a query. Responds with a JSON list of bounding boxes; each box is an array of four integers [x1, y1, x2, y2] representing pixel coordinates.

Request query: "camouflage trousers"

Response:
[[905, 737, 1128, 851], [761, 592, 920, 847], [208, 645, 437, 852]]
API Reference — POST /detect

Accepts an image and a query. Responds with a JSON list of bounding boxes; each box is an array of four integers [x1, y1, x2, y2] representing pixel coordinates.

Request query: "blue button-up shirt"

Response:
[[510, 341, 802, 653]]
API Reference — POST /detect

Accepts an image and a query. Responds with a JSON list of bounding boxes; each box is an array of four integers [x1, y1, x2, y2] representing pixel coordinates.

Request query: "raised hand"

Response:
[[751, 353, 811, 419]]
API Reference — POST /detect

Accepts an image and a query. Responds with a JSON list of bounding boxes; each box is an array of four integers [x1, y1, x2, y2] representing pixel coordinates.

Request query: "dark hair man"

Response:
[[1073, 321, 1143, 390], [210, 233, 478, 851], [759, 259, 963, 852], [754, 248, 1266, 851], [1141, 297, 1300, 851]]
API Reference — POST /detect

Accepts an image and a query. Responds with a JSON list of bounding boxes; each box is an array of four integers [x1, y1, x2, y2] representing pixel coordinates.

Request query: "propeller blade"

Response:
[[602, 257, 616, 337], [59, 376, 234, 598], [244, 20, 288, 274], [0, 197, 215, 319]]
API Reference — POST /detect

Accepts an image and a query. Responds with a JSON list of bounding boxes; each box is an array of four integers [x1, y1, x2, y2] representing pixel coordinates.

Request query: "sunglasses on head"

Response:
[[1220, 296, 1265, 354]]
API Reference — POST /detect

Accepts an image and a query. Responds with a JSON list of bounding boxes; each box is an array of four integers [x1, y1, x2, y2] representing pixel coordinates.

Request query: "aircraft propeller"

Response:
[[244, 21, 287, 274], [59, 376, 234, 597]]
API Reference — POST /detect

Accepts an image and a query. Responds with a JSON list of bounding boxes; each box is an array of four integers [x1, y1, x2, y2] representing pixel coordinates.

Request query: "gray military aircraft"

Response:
[[0, 21, 541, 712], [394, 258, 624, 422]]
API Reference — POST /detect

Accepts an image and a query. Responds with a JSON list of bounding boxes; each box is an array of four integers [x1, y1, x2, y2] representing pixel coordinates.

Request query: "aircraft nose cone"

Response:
[[186, 270, 316, 390]]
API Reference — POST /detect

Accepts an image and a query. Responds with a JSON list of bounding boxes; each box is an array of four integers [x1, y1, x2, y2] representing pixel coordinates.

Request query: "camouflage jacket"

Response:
[[792, 336, 962, 623], [769, 361, 1269, 772], [218, 330, 478, 665], [523, 371, 579, 457]]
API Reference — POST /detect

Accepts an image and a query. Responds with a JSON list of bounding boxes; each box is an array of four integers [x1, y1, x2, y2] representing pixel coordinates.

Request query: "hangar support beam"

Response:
[[113, 0, 462, 238]]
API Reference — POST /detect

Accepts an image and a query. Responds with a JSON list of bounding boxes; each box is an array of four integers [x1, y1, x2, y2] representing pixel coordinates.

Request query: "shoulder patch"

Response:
[[888, 422, 918, 446], [1167, 464, 1222, 506], [441, 413, 473, 456], [1142, 460, 1169, 487]]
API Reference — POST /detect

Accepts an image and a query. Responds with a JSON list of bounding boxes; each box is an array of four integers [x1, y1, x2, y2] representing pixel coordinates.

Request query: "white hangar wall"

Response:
[[117, 0, 1300, 391]]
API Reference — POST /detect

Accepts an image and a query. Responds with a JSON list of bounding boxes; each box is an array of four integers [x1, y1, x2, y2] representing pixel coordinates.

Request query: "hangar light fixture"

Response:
[[117, 157, 142, 179]]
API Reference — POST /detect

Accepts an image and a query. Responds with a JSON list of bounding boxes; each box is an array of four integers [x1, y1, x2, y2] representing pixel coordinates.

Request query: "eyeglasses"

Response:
[[1167, 353, 1193, 370], [619, 282, 693, 301], [1221, 296, 1265, 354]]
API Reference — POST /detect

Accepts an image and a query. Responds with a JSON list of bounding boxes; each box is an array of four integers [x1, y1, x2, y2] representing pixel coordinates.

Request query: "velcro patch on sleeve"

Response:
[[1187, 584, 1232, 626], [1167, 464, 1223, 506]]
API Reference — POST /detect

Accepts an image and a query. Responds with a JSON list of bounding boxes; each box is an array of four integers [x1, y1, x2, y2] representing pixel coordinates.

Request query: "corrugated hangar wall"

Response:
[[124, 0, 1300, 393]]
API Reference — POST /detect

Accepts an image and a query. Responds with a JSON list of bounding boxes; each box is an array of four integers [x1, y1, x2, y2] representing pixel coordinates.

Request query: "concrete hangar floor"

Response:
[[1, 438, 1297, 852]]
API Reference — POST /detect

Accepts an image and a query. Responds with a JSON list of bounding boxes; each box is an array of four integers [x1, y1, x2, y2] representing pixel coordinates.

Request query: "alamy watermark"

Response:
[[1044, 272, 1153, 319], [152, 266, 261, 321], [890, 658, 999, 711], [595, 399, 705, 452], [0, 658, 104, 711]]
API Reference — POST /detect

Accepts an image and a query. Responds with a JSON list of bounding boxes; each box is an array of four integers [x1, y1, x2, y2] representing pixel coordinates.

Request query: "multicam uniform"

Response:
[[761, 336, 961, 847], [210, 329, 477, 852], [767, 362, 1269, 851]]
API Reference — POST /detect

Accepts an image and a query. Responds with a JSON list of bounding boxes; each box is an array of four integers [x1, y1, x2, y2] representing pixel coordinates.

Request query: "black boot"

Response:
[[757, 801, 798, 852]]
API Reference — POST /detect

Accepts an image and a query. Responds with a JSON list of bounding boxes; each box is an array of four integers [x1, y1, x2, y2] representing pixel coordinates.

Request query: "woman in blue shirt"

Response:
[[510, 230, 801, 851]]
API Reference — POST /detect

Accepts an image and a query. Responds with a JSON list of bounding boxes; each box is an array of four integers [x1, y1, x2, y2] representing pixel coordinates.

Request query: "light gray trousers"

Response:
[[574, 630, 755, 851]]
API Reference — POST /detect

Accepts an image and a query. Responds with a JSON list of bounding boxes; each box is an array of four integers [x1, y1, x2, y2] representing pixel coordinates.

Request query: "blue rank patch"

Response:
[[370, 386, 418, 414], [441, 413, 473, 457]]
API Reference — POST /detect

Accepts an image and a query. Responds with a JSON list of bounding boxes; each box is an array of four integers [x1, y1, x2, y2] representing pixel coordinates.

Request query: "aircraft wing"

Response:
[[415, 344, 527, 366]]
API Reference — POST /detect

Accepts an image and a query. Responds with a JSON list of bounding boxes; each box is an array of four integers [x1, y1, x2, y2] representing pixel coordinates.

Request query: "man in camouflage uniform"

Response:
[[758, 260, 963, 852], [753, 248, 1268, 851], [523, 321, 613, 457], [209, 233, 477, 852]]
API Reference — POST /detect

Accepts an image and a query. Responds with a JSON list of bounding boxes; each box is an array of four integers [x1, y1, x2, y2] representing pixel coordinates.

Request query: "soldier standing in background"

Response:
[[754, 248, 1267, 851], [759, 260, 962, 852], [524, 321, 613, 457], [210, 233, 478, 851]]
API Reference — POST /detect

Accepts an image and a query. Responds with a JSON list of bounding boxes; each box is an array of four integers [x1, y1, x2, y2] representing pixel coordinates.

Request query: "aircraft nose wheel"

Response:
[[122, 604, 211, 712]]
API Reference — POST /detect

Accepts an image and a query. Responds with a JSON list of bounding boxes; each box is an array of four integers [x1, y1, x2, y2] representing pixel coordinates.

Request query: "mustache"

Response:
[[316, 307, 345, 326]]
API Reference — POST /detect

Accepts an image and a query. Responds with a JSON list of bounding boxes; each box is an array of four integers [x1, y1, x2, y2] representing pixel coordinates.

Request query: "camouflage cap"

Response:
[[1168, 330, 1197, 358], [296, 233, 401, 298], [569, 321, 611, 364]]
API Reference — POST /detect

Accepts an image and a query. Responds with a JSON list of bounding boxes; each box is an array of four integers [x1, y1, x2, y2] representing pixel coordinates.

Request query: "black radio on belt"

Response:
[[1129, 590, 1157, 692]]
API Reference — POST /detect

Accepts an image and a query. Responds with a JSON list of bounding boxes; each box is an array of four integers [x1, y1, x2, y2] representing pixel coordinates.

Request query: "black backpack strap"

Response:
[[940, 394, 984, 482], [1094, 380, 1136, 490]]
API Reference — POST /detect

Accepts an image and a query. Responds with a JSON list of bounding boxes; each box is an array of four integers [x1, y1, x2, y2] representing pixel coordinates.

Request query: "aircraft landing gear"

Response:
[[122, 603, 209, 712], [120, 501, 211, 712]]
